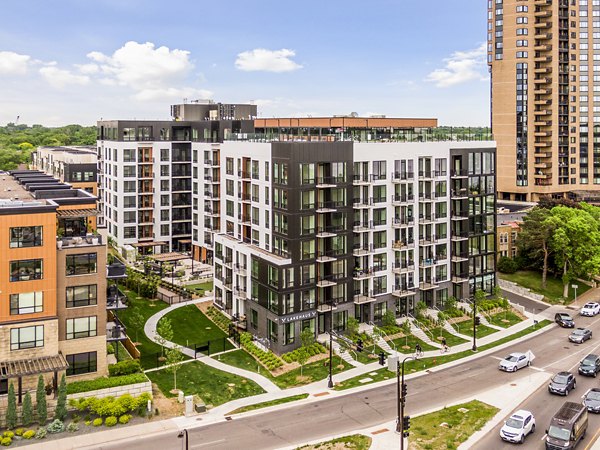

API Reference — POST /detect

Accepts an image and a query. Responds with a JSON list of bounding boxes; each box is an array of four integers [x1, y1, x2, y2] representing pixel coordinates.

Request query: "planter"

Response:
[[57, 240, 63, 249], [92, 237, 99, 245]]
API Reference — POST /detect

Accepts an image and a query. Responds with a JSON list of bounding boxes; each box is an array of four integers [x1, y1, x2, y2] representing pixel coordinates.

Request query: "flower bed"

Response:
[[239, 332, 283, 370]]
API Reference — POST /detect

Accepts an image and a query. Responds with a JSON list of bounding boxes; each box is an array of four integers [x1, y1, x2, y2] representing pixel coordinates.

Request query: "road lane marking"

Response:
[[541, 433, 547, 441], [583, 425, 600, 450], [541, 341, 600, 370], [192, 439, 226, 448]]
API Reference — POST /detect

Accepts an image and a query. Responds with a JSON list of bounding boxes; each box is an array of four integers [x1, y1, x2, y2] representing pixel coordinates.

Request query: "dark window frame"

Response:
[[66, 316, 97, 340], [10, 226, 43, 248], [66, 352, 97, 376], [10, 291, 43, 315], [10, 259, 43, 282], [66, 253, 97, 276], [66, 284, 98, 308], [10, 325, 44, 350]]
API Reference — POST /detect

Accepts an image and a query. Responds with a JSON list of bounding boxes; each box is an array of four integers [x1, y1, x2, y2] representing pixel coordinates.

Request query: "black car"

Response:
[[548, 371, 576, 396], [584, 388, 600, 413], [555, 313, 575, 328], [569, 327, 592, 344], [579, 354, 600, 377]]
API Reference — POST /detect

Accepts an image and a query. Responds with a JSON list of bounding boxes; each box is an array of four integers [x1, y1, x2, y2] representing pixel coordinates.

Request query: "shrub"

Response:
[[108, 360, 142, 377], [107, 343, 115, 354], [104, 416, 117, 427], [67, 422, 79, 433], [46, 419, 64, 434], [70, 393, 152, 418], [0, 437, 11, 446], [34, 428, 47, 439], [118, 414, 131, 424], [13, 429, 24, 437], [66, 373, 148, 395], [55, 374, 67, 421], [5, 383, 16, 430], [2, 432, 13, 439], [21, 391, 33, 427], [239, 332, 283, 370], [497, 256, 518, 274], [22, 430, 35, 439], [36, 375, 47, 425], [92, 418, 103, 427]]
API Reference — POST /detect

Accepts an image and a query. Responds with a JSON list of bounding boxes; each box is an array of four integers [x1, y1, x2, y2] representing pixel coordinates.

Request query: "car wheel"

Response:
[[531, 424, 535, 434], [565, 388, 569, 396], [594, 372, 597, 378], [513, 366, 518, 372], [574, 381, 576, 389], [527, 360, 531, 366], [520, 434, 525, 444]]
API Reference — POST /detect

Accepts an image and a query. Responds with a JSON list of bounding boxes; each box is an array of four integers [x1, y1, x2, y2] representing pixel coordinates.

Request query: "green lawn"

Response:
[[186, 281, 214, 295], [498, 270, 590, 304], [228, 393, 309, 415], [296, 434, 372, 450], [429, 327, 469, 348], [115, 341, 132, 361], [487, 311, 524, 328], [146, 360, 264, 406], [390, 335, 439, 353], [159, 304, 234, 352], [409, 400, 498, 450], [118, 289, 177, 369], [474, 324, 499, 339], [334, 320, 552, 391], [215, 349, 275, 380]]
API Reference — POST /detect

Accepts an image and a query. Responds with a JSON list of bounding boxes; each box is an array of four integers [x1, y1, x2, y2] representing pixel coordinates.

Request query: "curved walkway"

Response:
[[144, 298, 281, 393]]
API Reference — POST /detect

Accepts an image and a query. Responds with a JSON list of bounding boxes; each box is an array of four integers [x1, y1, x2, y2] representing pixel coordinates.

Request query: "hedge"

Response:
[[67, 373, 148, 395], [108, 360, 142, 377], [69, 393, 152, 418], [205, 306, 231, 332], [240, 332, 283, 370], [282, 343, 326, 363]]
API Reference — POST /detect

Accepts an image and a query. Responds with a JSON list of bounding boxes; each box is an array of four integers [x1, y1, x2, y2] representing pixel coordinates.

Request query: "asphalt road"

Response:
[[501, 288, 551, 315], [97, 313, 600, 450], [475, 312, 600, 450]]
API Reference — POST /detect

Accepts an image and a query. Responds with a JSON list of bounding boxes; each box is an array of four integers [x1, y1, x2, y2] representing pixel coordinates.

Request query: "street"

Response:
[[501, 288, 551, 315], [96, 311, 600, 450]]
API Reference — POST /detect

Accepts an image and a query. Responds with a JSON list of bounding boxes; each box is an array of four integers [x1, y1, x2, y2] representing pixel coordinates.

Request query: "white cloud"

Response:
[[39, 66, 90, 89], [133, 87, 212, 102], [0, 51, 31, 75], [425, 43, 488, 88], [235, 48, 302, 73]]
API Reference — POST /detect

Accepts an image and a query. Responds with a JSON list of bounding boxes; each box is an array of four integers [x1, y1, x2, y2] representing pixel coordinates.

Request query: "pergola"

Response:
[[148, 252, 194, 279]]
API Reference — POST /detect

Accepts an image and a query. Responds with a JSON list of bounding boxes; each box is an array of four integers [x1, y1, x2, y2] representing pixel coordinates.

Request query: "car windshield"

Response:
[[505, 417, 523, 428], [552, 374, 569, 384], [504, 355, 519, 362], [582, 357, 597, 366], [573, 329, 586, 336], [584, 304, 595, 308], [587, 391, 600, 401], [560, 315, 571, 320], [548, 426, 571, 441]]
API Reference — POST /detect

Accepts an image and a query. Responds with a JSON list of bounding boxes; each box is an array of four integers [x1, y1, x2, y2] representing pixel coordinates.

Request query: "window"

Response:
[[66, 253, 97, 276], [66, 317, 97, 340], [66, 352, 97, 376], [284, 322, 295, 345], [123, 166, 135, 177], [10, 325, 43, 350], [10, 292, 43, 315], [268, 319, 278, 342], [250, 309, 258, 329], [10, 259, 43, 282], [10, 226, 43, 248], [123, 196, 136, 208], [66, 285, 97, 308], [160, 148, 169, 161]]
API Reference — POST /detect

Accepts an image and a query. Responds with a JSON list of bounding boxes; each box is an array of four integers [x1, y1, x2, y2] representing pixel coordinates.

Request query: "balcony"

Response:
[[450, 169, 468, 178], [353, 221, 373, 232], [451, 232, 469, 241], [452, 273, 469, 283], [354, 291, 376, 304], [353, 198, 370, 208], [353, 267, 375, 280], [418, 171, 433, 180], [353, 174, 370, 185], [317, 225, 343, 238], [353, 244, 373, 256], [317, 275, 341, 288], [316, 176, 343, 188], [392, 239, 415, 249], [419, 214, 435, 224], [106, 321, 127, 342], [107, 286, 128, 310], [391, 218, 414, 228], [451, 253, 469, 262], [392, 261, 415, 274], [419, 281, 438, 290], [57, 234, 103, 249], [451, 211, 468, 221], [316, 250, 342, 262], [316, 201, 343, 212], [204, 159, 220, 167], [238, 170, 251, 180], [419, 258, 437, 268], [238, 192, 251, 203], [451, 188, 468, 199], [391, 194, 414, 205], [391, 171, 414, 182], [392, 284, 416, 297]]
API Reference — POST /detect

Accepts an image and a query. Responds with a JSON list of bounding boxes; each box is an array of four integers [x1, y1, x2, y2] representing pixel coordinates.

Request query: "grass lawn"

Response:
[[334, 320, 552, 391], [487, 311, 524, 328], [428, 327, 468, 348], [146, 360, 264, 406], [159, 304, 234, 352], [215, 349, 275, 380], [390, 334, 439, 353], [296, 434, 372, 450], [498, 270, 590, 304], [115, 341, 132, 361], [186, 281, 213, 295], [409, 400, 498, 450], [228, 393, 309, 415], [474, 324, 499, 339], [118, 289, 177, 370]]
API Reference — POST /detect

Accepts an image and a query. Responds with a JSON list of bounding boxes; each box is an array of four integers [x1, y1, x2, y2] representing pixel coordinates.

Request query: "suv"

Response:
[[579, 354, 600, 377], [548, 372, 576, 396], [555, 313, 575, 328]]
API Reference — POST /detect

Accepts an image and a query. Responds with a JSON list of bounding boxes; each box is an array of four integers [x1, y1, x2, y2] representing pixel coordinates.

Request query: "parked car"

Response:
[[548, 372, 576, 396], [583, 388, 600, 413], [579, 354, 600, 377], [499, 352, 531, 372], [580, 302, 600, 317], [500, 410, 536, 444], [555, 313, 575, 328], [568, 327, 592, 344]]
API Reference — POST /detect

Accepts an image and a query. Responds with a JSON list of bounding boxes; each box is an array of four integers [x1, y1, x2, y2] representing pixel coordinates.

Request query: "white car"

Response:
[[500, 410, 536, 444], [580, 302, 600, 317], [499, 352, 531, 372]]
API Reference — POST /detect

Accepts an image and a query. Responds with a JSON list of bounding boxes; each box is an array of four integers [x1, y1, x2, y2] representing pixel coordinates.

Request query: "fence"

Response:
[[194, 337, 235, 357]]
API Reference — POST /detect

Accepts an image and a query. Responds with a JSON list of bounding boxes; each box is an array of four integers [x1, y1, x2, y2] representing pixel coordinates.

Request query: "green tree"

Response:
[[346, 317, 360, 337], [130, 309, 145, 343], [5, 382, 17, 429], [300, 327, 315, 348], [36, 375, 47, 425], [497, 256, 518, 274], [156, 317, 174, 358], [414, 301, 427, 319], [165, 345, 185, 391], [54, 374, 67, 421], [297, 347, 309, 377], [517, 207, 555, 288], [445, 296, 457, 313], [382, 310, 397, 329], [473, 289, 487, 319], [22, 391, 33, 427]]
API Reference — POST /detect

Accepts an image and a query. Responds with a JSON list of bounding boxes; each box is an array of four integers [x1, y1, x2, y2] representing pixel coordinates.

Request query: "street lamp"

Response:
[[472, 294, 477, 352], [178, 429, 188, 450], [397, 355, 416, 450], [327, 301, 337, 389]]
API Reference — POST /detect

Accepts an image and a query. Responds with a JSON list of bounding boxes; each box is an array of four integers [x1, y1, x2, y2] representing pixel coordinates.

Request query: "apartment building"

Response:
[[488, 0, 600, 202], [0, 170, 108, 403]]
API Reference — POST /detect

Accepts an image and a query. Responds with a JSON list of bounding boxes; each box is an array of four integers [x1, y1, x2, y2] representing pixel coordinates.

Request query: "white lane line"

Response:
[[489, 356, 503, 361], [541, 433, 547, 441], [528, 366, 545, 372], [192, 439, 226, 448]]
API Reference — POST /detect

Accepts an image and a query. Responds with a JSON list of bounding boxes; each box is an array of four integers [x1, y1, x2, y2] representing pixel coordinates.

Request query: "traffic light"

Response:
[[402, 415, 411, 433], [378, 351, 386, 366], [401, 383, 407, 398], [356, 339, 363, 353], [475, 316, 481, 326]]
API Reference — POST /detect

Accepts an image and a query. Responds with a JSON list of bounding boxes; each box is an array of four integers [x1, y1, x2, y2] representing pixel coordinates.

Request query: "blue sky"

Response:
[[0, 0, 489, 126]]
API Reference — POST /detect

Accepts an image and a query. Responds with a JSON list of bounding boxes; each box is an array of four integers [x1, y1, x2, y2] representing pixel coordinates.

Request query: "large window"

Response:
[[10, 292, 43, 315], [66, 316, 97, 340], [10, 259, 43, 282], [66, 352, 97, 376], [66, 285, 97, 308], [10, 226, 43, 248], [66, 253, 97, 276], [10, 325, 44, 350]]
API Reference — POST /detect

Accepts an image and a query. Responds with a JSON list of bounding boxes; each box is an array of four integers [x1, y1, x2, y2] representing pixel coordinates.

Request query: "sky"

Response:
[[0, 0, 490, 127]]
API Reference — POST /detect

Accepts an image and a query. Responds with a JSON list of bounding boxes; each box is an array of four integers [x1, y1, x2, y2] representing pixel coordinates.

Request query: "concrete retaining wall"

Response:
[[498, 279, 545, 302], [67, 381, 152, 402]]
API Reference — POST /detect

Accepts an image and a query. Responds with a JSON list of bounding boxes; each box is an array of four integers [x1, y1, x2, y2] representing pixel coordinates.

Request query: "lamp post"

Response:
[[472, 294, 477, 352], [327, 302, 337, 389], [397, 355, 416, 450], [178, 429, 189, 450]]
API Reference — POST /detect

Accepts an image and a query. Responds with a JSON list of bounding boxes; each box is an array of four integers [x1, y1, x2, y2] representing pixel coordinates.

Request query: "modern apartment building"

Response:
[[0, 170, 108, 403], [488, 0, 600, 202], [31, 146, 98, 195]]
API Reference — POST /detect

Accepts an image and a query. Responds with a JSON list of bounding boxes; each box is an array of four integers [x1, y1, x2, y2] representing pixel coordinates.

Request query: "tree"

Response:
[[130, 309, 145, 344], [300, 327, 315, 348], [36, 375, 47, 425], [22, 391, 33, 427], [156, 317, 174, 358], [165, 345, 185, 392], [445, 296, 457, 313], [5, 382, 17, 429], [54, 374, 67, 421], [346, 317, 360, 337], [518, 207, 555, 288], [382, 310, 397, 329], [473, 289, 487, 319], [414, 301, 427, 319], [297, 347, 309, 377], [497, 256, 518, 274]]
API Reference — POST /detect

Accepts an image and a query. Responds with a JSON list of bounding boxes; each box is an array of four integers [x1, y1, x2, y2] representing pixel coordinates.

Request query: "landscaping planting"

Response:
[[296, 434, 372, 450], [239, 332, 284, 370], [66, 373, 148, 395], [228, 394, 309, 415], [498, 270, 590, 304], [487, 311, 524, 328]]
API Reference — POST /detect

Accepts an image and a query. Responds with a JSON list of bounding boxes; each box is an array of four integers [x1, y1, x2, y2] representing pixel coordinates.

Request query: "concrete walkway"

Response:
[[143, 297, 281, 393]]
